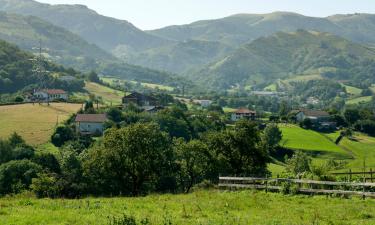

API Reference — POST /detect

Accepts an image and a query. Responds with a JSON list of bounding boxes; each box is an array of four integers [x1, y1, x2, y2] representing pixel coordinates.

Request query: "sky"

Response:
[[37, 0, 375, 30]]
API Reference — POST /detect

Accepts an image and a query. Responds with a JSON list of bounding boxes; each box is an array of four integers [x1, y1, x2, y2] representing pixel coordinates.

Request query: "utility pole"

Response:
[[30, 39, 50, 105]]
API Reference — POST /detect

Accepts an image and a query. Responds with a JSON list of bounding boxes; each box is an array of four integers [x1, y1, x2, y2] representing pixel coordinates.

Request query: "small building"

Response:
[[294, 109, 330, 123], [231, 108, 257, 121], [75, 114, 107, 136], [33, 89, 68, 102], [306, 97, 320, 105], [122, 92, 157, 107], [58, 75, 77, 82], [194, 100, 213, 108], [142, 106, 165, 113]]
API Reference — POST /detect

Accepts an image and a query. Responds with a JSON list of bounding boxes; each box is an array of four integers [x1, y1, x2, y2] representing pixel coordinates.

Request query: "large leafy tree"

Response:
[[88, 123, 173, 196], [174, 139, 210, 193], [205, 120, 269, 177], [263, 124, 283, 152]]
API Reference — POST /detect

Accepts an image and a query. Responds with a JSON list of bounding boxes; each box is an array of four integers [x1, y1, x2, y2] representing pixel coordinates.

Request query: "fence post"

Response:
[[265, 175, 268, 193], [371, 168, 373, 183], [349, 169, 352, 182]]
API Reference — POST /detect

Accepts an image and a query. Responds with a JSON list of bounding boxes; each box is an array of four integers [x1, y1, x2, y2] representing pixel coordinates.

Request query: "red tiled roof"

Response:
[[42, 89, 67, 95], [75, 114, 107, 123], [234, 108, 256, 114]]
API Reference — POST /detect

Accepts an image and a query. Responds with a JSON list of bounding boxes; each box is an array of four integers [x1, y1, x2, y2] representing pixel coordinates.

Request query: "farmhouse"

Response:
[[75, 114, 107, 136], [194, 100, 213, 108], [294, 109, 330, 123], [33, 89, 68, 102], [231, 108, 257, 121], [122, 92, 157, 107]]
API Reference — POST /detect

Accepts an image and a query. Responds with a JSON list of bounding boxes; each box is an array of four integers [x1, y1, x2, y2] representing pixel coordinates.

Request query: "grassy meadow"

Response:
[[0, 190, 374, 225], [279, 125, 348, 157], [83, 82, 126, 105], [101, 77, 174, 91], [0, 103, 82, 145], [346, 96, 372, 105]]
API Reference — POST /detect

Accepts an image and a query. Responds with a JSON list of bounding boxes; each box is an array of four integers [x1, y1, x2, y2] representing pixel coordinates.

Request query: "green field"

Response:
[[83, 82, 126, 105], [0, 190, 374, 225], [346, 96, 372, 105], [0, 103, 82, 145], [280, 125, 348, 158], [339, 134, 375, 170], [276, 125, 375, 173], [101, 77, 174, 91], [343, 84, 362, 96], [284, 74, 323, 83]]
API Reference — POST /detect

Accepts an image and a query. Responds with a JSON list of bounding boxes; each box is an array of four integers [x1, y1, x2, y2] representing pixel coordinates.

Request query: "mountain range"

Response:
[[190, 30, 375, 89], [1, 0, 375, 90]]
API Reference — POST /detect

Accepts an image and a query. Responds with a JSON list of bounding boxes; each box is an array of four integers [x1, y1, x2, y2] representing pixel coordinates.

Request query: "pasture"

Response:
[[0, 103, 82, 145], [101, 77, 174, 91], [0, 190, 374, 225], [83, 82, 125, 105], [346, 96, 372, 105], [280, 125, 348, 158]]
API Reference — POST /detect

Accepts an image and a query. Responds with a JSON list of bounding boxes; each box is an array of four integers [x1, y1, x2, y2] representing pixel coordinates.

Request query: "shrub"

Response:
[[51, 126, 75, 147], [0, 160, 42, 195]]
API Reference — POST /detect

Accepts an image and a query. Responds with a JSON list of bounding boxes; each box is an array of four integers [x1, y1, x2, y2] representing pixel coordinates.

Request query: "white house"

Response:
[[33, 89, 68, 102], [231, 108, 257, 121], [75, 114, 107, 136]]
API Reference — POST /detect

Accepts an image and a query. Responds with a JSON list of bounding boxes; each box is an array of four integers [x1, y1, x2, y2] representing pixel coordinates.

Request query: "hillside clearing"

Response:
[[0, 190, 374, 225], [101, 77, 174, 91], [0, 103, 82, 145], [83, 82, 125, 105], [280, 125, 349, 158], [346, 96, 372, 105]]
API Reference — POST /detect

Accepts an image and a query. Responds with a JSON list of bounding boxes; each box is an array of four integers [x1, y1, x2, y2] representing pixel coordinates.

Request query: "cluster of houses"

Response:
[[28, 89, 333, 136], [74, 92, 164, 136]]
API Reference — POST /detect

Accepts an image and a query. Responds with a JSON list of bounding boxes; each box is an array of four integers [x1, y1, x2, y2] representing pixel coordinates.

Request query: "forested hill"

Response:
[[0, 0, 171, 54], [190, 30, 375, 89], [0, 39, 84, 93], [0, 12, 115, 71], [150, 12, 375, 47]]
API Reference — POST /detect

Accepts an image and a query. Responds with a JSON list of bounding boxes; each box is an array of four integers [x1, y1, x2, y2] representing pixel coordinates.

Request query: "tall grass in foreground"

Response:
[[0, 190, 374, 225]]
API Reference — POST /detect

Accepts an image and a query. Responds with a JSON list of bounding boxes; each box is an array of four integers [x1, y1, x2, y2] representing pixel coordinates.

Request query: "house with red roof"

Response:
[[33, 89, 68, 102], [75, 114, 107, 136], [231, 108, 257, 122]]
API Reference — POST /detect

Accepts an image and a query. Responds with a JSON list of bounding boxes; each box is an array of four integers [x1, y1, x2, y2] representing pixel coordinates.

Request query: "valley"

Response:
[[0, 1, 374, 224]]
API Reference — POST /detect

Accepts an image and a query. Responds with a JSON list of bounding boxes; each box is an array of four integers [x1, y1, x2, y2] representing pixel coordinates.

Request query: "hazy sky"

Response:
[[38, 0, 375, 30]]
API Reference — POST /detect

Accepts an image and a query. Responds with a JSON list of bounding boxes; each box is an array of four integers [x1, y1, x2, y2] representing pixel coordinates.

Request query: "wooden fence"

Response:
[[219, 177, 375, 198], [331, 169, 375, 182]]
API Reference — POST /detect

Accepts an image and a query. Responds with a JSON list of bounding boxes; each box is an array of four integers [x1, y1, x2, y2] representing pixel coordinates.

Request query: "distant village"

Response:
[[21, 86, 337, 137]]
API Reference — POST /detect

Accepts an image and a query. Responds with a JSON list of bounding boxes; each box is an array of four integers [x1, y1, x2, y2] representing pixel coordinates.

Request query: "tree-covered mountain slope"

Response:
[[0, 39, 84, 93], [150, 12, 375, 47], [123, 40, 234, 74], [0, 0, 171, 54], [190, 30, 375, 89], [0, 12, 115, 71]]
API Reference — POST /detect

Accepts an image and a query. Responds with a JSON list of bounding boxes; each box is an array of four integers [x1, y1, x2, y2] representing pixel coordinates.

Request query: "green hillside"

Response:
[[0, 0, 171, 53], [0, 12, 114, 71], [125, 40, 234, 74], [191, 30, 375, 89], [0, 39, 84, 93], [150, 12, 375, 47]]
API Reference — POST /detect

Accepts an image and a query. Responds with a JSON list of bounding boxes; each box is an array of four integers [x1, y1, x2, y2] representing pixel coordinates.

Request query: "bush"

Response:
[[14, 96, 24, 103], [51, 126, 75, 147], [31, 173, 60, 198], [0, 160, 42, 195], [32, 153, 61, 174]]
